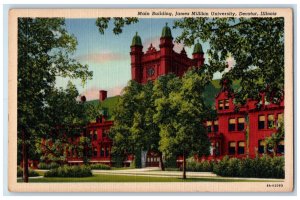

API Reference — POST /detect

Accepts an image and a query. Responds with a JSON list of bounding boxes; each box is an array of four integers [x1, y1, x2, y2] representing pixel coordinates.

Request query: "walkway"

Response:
[[91, 167, 282, 181]]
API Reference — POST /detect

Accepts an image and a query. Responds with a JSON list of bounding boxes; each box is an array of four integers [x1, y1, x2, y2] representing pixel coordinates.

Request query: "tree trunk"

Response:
[[22, 131, 29, 183], [182, 153, 186, 179], [159, 152, 165, 171]]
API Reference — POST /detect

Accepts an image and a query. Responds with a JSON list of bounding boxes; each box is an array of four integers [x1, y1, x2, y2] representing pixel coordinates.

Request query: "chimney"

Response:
[[99, 90, 107, 102]]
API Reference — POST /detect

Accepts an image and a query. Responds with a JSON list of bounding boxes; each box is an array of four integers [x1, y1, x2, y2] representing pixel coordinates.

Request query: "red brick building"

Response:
[[39, 24, 284, 167], [204, 86, 284, 161], [130, 23, 204, 84]]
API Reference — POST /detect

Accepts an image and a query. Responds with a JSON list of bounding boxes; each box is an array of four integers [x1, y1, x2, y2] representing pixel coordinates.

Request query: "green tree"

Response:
[[96, 17, 138, 35], [265, 117, 285, 155], [109, 80, 142, 166], [174, 17, 284, 104], [18, 18, 92, 182], [155, 69, 211, 179], [35, 82, 92, 165], [130, 81, 166, 170]]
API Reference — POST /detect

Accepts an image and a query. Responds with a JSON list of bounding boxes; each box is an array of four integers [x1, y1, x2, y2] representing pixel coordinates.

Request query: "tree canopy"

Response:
[[96, 17, 284, 104], [18, 18, 92, 182]]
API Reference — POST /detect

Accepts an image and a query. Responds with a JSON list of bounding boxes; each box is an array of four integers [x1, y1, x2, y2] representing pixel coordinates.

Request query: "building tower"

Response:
[[159, 23, 174, 75], [192, 40, 205, 67], [130, 32, 143, 83]]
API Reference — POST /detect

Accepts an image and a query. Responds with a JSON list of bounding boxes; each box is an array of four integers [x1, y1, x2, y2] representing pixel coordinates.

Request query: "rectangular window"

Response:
[[277, 140, 284, 154], [105, 147, 109, 157], [225, 99, 230, 109], [277, 113, 283, 127], [258, 140, 265, 154], [89, 130, 93, 139], [103, 129, 109, 138], [237, 118, 245, 131], [100, 147, 105, 157], [215, 142, 220, 156], [93, 148, 98, 157], [93, 130, 98, 140], [206, 121, 212, 133], [238, 141, 245, 154], [268, 114, 275, 128], [228, 142, 236, 155], [218, 100, 224, 110], [228, 118, 236, 131], [214, 120, 219, 132], [258, 115, 265, 129]]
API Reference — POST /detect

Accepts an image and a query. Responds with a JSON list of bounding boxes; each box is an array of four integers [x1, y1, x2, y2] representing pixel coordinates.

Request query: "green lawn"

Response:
[[17, 174, 281, 183]]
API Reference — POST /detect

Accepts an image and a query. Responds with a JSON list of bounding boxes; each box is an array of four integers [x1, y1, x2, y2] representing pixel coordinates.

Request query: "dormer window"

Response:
[[218, 100, 224, 110], [224, 99, 230, 109]]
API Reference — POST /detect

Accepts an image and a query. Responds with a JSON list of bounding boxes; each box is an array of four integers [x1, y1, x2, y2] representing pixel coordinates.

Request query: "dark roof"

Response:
[[85, 80, 240, 121], [161, 23, 173, 38], [131, 32, 142, 47]]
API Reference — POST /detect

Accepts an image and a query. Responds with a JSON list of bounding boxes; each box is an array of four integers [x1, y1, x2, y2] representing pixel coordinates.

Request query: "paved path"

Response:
[[91, 168, 282, 181]]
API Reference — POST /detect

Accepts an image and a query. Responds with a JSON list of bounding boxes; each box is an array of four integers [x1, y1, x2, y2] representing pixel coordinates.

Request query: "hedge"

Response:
[[212, 155, 284, 179], [186, 158, 214, 172], [89, 163, 111, 170], [44, 165, 92, 177], [38, 162, 59, 169], [184, 155, 284, 179]]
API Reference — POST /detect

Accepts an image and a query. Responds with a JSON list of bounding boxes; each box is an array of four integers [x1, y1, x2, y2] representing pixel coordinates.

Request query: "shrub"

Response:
[[186, 158, 214, 172], [17, 166, 40, 177], [44, 165, 92, 177], [90, 163, 111, 170], [212, 155, 284, 179], [38, 162, 60, 169]]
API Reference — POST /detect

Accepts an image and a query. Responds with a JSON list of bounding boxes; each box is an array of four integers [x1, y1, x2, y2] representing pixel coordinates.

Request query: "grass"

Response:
[[17, 174, 282, 183]]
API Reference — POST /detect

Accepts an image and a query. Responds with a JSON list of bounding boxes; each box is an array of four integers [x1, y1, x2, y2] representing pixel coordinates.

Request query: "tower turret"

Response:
[[159, 23, 174, 75], [130, 32, 143, 83], [192, 40, 205, 67]]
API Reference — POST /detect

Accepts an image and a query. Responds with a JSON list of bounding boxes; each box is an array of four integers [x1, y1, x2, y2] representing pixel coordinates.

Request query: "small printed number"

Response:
[[266, 184, 283, 187]]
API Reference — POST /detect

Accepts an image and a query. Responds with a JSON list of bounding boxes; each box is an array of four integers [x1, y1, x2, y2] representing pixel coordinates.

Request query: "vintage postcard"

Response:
[[8, 8, 293, 192]]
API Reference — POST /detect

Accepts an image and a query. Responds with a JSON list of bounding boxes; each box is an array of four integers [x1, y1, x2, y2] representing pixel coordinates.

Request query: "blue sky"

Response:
[[56, 18, 213, 100]]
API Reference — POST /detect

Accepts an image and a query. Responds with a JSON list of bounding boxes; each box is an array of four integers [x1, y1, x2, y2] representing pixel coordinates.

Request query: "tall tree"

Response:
[[18, 18, 92, 182], [155, 68, 211, 179], [109, 80, 142, 166], [130, 81, 166, 170]]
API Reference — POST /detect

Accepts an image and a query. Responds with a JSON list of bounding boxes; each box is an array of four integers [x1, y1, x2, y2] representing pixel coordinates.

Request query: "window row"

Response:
[[206, 120, 219, 133], [228, 141, 245, 155], [258, 140, 284, 154], [93, 147, 110, 157], [147, 157, 160, 162], [258, 113, 283, 130], [228, 117, 245, 132], [218, 99, 230, 110], [89, 129, 110, 140]]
